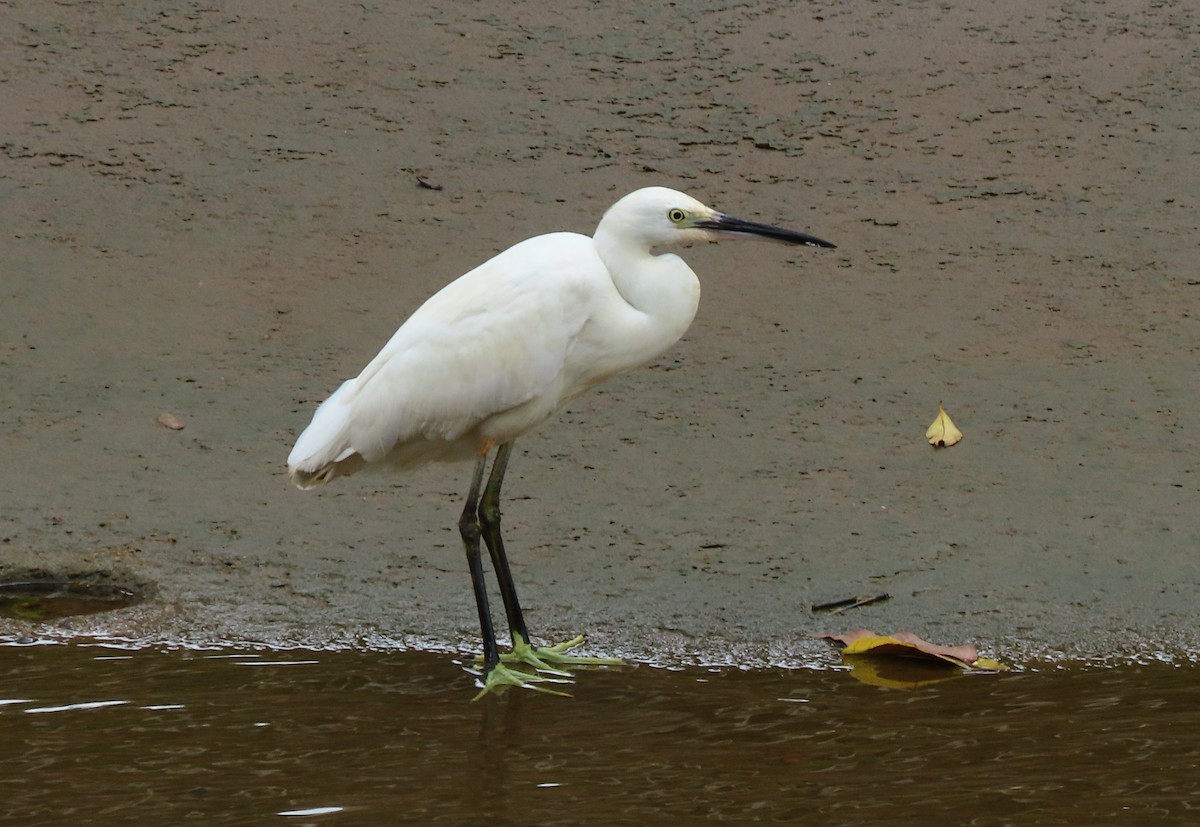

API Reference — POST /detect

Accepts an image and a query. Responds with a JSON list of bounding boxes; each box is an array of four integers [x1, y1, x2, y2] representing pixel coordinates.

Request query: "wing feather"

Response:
[[288, 232, 601, 482]]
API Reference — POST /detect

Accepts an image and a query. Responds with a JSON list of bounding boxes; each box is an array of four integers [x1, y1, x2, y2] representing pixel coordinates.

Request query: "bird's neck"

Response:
[[593, 232, 701, 358]]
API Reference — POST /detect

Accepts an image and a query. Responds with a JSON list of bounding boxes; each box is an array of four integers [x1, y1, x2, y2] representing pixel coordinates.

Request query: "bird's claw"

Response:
[[472, 661, 573, 701], [511, 633, 624, 669], [476, 632, 623, 675], [471, 633, 623, 698]]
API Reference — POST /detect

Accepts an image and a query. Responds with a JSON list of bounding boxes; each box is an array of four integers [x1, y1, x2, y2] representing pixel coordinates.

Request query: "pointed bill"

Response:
[[694, 213, 836, 248]]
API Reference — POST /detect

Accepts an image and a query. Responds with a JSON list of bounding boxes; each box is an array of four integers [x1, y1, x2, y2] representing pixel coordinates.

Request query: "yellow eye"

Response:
[[668, 208, 687, 223]]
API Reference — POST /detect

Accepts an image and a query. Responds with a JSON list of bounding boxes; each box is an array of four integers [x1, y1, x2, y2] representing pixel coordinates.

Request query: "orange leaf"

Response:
[[816, 628, 1003, 670]]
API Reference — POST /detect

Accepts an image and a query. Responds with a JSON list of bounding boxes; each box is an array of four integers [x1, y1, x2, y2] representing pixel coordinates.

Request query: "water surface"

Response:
[[2, 642, 1196, 825]]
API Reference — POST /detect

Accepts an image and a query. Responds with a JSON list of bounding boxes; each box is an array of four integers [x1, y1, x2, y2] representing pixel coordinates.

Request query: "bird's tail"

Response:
[[287, 379, 366, 488], [288, 454, 367, 489]]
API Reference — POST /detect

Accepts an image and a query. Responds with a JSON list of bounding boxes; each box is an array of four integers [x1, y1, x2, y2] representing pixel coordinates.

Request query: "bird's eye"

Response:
[[668, 208, 687, 223]]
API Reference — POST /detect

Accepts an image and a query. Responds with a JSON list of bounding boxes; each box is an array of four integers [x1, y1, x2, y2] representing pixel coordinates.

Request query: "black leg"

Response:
[[478, 441, 531, 646], [459, 453, 499, 672], [464, 441, 619, 697]]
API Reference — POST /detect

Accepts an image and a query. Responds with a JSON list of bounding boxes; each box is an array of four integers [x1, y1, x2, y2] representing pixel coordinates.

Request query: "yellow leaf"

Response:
[[926, 403, 962, 447], [840, 656, 965, 689], [841, 633, 974, 668], [969, 657, 1009, 672], [821, 629, 1010, 672]]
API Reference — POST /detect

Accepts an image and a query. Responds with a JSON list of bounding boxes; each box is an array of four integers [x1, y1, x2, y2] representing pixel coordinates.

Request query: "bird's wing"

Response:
[[289, 233, 602, 472]]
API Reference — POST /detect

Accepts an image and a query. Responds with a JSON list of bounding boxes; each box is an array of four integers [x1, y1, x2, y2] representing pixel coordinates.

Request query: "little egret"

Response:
[[287, 186, 835, 697]]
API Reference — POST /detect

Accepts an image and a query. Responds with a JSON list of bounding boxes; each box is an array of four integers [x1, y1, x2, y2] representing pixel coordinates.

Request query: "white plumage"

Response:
[[286, 185, 834, 695], [289, 187, 710, 486]]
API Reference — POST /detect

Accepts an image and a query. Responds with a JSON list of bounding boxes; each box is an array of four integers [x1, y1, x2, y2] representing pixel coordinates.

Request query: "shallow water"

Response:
[[2, 642, 1197, 825], [0, 581, 139, 622]]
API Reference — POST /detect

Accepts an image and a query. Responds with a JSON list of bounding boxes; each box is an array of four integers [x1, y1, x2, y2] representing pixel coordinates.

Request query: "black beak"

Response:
[[695, 213, 836, 249]]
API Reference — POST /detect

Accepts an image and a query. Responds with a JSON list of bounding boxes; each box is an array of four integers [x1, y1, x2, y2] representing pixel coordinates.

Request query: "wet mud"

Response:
[[2, 1, 1198, 665]]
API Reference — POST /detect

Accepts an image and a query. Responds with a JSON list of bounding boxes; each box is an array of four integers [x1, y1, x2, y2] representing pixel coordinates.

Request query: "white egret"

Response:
[[287, 186, 835, 697]]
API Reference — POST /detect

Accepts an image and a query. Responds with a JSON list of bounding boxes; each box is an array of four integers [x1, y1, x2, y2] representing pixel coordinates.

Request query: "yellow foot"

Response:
[[504, 633, 624, 672], [471, 633, 623, 699], [472, 661, 572, 701], [477, 632, 623, 675]]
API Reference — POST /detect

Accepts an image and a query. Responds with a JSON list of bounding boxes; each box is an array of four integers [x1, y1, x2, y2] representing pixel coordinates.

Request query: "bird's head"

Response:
[[595, 186, 836, 252]]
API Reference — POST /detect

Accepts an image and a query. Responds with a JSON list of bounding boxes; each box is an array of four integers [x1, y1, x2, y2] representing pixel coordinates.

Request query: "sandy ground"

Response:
[[2, 0, 1197, 666]]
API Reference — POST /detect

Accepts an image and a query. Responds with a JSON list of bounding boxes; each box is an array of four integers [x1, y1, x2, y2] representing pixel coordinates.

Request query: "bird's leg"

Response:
[[478, 441, 623, 676], [466, 445, 573, 700], [478, 442, 534, 649], [460, 454, 500, 672]]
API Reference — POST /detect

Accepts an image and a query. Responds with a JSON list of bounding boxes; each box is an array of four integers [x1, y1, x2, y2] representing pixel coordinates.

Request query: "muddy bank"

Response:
[[2, 0, 1197, 665]]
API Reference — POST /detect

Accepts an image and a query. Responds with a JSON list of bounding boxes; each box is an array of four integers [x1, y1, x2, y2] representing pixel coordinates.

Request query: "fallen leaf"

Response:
[[926, 402, 962, 447], [838, 656, 965, 689], [156, 412, 185, 430], [970, 657, 1007, 671], [817, 628, 1006, 671]]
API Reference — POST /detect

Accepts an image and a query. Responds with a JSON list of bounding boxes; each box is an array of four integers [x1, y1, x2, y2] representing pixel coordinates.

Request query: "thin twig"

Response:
[[811, 593, 890, 614]]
